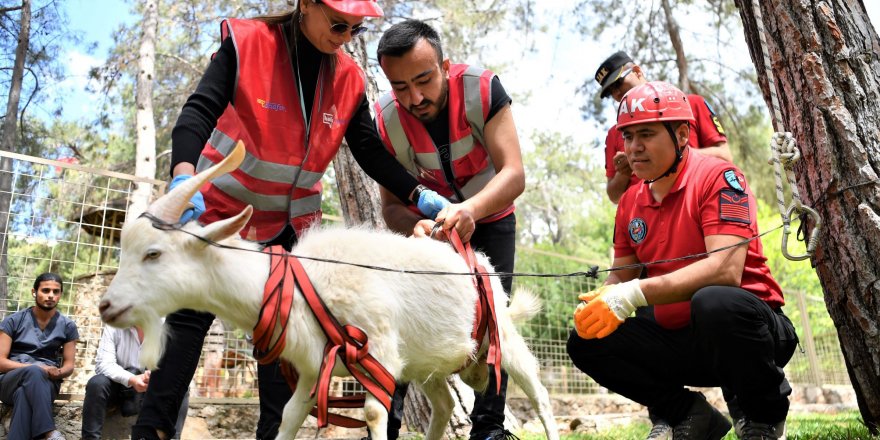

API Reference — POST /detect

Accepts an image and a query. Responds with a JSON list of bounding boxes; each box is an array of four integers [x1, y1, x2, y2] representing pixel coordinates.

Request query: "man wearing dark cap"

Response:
[[596, 51, 732, 203]]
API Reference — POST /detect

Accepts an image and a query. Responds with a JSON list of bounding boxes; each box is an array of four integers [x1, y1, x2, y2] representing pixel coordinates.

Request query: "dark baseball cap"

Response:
[[595, 51, 634, 99]]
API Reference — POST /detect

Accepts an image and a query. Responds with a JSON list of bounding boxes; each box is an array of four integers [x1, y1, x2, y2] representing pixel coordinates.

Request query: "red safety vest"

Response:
[[374, 64, 514, 222], [197, 18, 365, 241]]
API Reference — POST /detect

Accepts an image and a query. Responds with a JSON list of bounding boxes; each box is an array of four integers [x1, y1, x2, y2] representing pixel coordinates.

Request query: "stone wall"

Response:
[[0, 384, 858, 439]]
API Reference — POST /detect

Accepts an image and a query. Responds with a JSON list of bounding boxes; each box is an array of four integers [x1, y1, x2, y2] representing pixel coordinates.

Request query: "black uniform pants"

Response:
[[566, 286, 798, 426], [132, 226, 297, 440], [382, 214, 516, 439]]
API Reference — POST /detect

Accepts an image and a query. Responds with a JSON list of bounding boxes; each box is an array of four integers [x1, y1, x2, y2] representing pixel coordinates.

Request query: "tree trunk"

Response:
[[735, 0, 880, 432], [340, 38, 478, 436], [661, 0, 690, 92], [130, 0, 159, 218], [335, 37, 383, 226], [0, 0, 31, 316]]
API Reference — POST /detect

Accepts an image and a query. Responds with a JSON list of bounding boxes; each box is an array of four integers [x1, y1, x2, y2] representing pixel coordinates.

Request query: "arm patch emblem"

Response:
[[719, 189, 751, 224]]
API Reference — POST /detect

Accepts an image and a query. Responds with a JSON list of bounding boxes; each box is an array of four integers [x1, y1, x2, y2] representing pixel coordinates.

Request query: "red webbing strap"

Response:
[[448, 230, 503, 393], [254, 247, 395, 429], [278, 362, 368, 428], [286, 255, 396, 428], [253, 245, 295, 364]]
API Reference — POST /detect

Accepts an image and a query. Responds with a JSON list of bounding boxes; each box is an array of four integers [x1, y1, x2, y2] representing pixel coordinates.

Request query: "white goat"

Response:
[[99, 144, 559, 440]]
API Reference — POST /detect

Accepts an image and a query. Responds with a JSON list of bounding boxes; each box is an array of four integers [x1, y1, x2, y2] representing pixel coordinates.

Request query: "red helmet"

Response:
[[320, 0, 383, 17], [616, 81, 695, 130]]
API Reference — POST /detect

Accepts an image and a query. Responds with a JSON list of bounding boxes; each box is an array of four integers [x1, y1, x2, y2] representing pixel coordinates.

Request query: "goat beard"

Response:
[[137, 312, 167, 370]]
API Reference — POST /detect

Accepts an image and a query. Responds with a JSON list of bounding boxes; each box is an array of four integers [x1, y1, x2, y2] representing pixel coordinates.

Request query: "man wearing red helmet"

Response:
[[135, 1, 438, 440], [566, 82, 796, 440], [595, 51, 732, 204]]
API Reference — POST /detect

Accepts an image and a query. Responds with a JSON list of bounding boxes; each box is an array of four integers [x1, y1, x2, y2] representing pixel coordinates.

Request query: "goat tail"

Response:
[[506, 288, 542, 322]]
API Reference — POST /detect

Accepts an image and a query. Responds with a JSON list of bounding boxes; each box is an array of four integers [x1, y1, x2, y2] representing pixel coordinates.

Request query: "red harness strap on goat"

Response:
[[253, 246, 396, 428], [448, 230, 503, 393]]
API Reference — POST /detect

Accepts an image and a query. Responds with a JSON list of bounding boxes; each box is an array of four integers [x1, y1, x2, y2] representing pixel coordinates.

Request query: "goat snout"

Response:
[[99, 299, 133, 325]]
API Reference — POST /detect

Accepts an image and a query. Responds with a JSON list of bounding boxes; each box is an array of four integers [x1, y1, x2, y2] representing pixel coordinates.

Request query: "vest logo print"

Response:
[[628, 218, 648, 244], [257, 98, 286, 112], [323, 112, 334, 127]]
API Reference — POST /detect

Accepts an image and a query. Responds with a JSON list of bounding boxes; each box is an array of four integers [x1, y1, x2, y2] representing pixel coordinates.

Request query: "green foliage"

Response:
[[518, 130, 612, 252], [514, 411, 877, 439], [1, 0, 78, 130]]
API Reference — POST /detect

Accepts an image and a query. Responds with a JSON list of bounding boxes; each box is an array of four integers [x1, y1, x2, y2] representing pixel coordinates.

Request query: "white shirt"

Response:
[[94, 326, 143, 387]]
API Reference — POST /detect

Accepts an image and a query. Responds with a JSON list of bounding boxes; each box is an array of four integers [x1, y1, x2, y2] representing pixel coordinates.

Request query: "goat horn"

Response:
[[146, 141, 246, 224]]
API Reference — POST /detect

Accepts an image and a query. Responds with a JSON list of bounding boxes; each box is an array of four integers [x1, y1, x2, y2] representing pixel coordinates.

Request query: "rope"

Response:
[[139, 213, 783, 281], [751, 0, 822, 261]]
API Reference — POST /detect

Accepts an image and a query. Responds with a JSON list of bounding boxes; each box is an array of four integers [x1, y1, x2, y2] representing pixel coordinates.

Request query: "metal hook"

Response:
[[429, 220, 444, 240], [781, 203, 822, 261]]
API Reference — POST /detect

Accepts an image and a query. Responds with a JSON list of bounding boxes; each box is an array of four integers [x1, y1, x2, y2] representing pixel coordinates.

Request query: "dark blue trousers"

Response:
[[0, 364, 61, 440]]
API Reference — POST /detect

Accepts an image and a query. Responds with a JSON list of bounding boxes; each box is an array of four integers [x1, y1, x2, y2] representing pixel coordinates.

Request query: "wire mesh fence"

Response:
[[0, 151, 851, 402]]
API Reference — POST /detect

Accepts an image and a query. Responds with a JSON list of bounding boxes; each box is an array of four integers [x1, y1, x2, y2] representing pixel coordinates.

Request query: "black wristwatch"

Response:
[[410, 184, 428, 204]]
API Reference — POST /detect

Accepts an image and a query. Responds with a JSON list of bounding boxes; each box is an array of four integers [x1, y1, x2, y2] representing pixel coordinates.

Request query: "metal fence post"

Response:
[[793, 289, 823, 386]]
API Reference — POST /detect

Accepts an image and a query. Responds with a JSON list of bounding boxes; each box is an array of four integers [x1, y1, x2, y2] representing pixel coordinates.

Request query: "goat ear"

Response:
[[197, 205, 253, 247]]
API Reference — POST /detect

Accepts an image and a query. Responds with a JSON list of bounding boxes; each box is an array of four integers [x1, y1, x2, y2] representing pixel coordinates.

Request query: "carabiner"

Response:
[[781, 203, 822, 261]]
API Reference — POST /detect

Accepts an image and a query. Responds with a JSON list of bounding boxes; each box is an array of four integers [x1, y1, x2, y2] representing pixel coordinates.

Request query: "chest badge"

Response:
[[628, 218, 648, 244]]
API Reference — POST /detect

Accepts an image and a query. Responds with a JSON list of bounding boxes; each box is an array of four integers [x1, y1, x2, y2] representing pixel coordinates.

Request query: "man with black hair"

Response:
[[372, 19, 525, 440], [0, 273, 78, 440]]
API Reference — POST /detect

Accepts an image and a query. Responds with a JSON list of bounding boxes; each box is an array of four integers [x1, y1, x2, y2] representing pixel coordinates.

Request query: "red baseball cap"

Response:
[[321, 0, 384, 18]]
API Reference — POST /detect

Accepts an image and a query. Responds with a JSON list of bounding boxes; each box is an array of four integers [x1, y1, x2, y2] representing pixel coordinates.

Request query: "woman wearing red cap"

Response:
[[135, 2, 442, 439]]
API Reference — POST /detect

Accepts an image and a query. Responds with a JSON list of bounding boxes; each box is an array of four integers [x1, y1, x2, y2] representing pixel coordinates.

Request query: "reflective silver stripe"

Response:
[[211, 174, 290, 212], [288, 193, 322, 218], [198, 129, 323, 189], [449, 136, 475, 162], [459, 159, 497, 199], [414, 151, 441, 169], [463, 66, 488, 144], [211, 174, 321, 217], [377, 93, 418, 175]]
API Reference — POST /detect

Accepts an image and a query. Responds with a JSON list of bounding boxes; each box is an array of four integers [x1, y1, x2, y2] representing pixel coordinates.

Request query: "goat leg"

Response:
[[418, 378, 455, 440], [276, 375, 317, 439]]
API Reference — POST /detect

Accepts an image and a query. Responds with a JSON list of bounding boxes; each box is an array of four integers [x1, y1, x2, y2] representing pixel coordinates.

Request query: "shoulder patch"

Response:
[[703, 100, 725, 135], [628, 218, 648, 244], [723, 169, 745, 193], [719, 189, 751, 225]]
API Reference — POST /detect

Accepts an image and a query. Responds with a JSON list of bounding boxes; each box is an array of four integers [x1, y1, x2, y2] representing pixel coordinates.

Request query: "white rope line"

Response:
[[751, 0, 822, 261]]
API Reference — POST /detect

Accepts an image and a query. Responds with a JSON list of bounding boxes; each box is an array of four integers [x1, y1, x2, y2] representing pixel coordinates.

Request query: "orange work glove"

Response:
[[574, 279, 647, 339]]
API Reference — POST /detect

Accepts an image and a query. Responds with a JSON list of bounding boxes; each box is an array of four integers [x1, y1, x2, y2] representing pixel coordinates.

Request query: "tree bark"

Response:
[[661, 0, 690, 92], [735, 0, 880, 432], [0, 0, 31, 316], [335, 37, 383, 226], [130, 0, 159, 218]]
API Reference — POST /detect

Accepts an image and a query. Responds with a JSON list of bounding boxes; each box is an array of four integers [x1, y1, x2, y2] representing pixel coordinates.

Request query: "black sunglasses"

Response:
[[318, 5, 369, 37]]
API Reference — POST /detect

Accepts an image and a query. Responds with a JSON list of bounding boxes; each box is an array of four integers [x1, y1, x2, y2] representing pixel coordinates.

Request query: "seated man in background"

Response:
[[0, 272, 79, 440], [82, 325, 188, 440]]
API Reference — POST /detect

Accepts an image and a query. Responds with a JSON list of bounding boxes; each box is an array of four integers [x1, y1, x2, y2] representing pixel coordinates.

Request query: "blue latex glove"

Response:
[[416, 189, 450, 219], [169, 174, 205, 224]]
